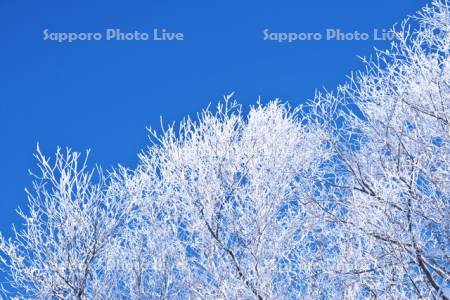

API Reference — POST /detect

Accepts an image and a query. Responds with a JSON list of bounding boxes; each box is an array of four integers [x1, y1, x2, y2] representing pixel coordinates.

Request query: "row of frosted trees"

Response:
[[1, 1, 449, 299]]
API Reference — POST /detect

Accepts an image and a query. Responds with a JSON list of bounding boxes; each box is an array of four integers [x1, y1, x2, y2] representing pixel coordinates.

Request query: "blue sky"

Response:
[[0, 0, 427, 237]]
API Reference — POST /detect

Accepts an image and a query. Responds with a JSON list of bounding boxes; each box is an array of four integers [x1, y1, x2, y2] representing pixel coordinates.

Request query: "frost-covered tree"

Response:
[[136, 99, 334, 299], [1, 1, 449, 299], [0, 147, 135, 299], [311, 0, 450, 298]]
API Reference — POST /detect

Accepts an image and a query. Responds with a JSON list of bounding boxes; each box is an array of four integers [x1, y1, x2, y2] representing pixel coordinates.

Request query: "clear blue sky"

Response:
[[0, 1, 427, 237]]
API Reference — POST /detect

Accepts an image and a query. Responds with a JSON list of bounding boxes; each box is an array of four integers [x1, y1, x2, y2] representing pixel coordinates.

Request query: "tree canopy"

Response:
[[1, 1, 449, 299]]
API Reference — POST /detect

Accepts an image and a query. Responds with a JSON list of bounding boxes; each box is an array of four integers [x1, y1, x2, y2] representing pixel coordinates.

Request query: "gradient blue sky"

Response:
[[0, 1, 427, 238]]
